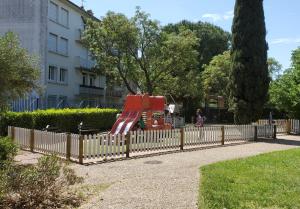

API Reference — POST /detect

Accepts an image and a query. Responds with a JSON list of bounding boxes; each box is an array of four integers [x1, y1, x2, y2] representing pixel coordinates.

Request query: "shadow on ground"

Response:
[[258, 136, 300, 146]]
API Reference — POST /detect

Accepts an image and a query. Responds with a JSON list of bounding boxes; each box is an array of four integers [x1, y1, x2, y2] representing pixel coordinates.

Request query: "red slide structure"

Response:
[[110, 94, 172, 135]]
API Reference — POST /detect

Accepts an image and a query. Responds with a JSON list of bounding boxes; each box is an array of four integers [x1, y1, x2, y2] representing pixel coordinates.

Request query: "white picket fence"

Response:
[[70, 134, 80, 159], [257, 125, 274, 138], [184, 126, 221, 145], [8, 124, 276, 164], [10, 127, 79, 161], [224, 125, 254, 142], [291, 119, 300, 134], [130, 129, 181, 152], [34, 130, 67, 157], [258, 119, 287, 133], [14, 127, 31, 150], [83, 134, 126, 160]]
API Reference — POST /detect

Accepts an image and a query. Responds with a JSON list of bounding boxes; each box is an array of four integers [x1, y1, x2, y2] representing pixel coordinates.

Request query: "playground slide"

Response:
[[114, 121, 125, 135], [110, 112, 129, 134], [123, 121, 134, 135], [110, 111, 141, 135]]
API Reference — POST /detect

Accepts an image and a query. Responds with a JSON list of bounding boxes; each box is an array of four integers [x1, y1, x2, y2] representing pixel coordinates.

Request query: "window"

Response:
[[90, 76, 95, 87], [47, 95, 57, 108], [82, 73, 87, 86], [48, 33, 58, 52], [49, 2, 58, 22], [48, 66, 57, 81], [59, 37, 68, 55], [60, 8, 69, 27], [59, 68, 68, 83]]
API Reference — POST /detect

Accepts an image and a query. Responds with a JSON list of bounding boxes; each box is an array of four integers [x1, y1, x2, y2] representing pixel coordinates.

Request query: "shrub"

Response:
[[0, 155, 84, 209], [0, 108, 119, 135], [0, 137, 17, 164]]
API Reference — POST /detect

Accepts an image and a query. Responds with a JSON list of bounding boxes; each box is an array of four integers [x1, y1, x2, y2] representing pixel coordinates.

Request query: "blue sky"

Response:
[[73, 0, 300, 70]]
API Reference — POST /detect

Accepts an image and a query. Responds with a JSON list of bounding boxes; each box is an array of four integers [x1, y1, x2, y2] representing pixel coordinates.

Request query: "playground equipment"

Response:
[[110, 94, 183, 135]]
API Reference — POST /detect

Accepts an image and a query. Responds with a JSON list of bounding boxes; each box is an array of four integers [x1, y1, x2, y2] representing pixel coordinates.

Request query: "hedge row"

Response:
[[0, 108, 119, 136]]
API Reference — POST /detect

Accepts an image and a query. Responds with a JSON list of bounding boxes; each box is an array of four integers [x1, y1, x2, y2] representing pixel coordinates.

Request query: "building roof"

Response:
[[61, 0, 100, 21]]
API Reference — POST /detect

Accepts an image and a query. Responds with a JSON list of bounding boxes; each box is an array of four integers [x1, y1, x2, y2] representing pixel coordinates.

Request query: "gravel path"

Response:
[[15, 135, 300, 209], [74, 135, 300, 209]]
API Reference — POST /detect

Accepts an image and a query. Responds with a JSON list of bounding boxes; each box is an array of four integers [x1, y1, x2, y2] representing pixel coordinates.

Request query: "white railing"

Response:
[[291, 119, 300, 134], [224, 125, 254, 142], [70, 134, 80, 159], [8, 124, 277, 164], [14, 127, 31, 150], [258, 119, 287, 133], [83, 134, 126, 160], [34, 130, 67, 157], [257, 125, 273, 138], [184, 126, 221, 145], [130, 129, 181, 152]]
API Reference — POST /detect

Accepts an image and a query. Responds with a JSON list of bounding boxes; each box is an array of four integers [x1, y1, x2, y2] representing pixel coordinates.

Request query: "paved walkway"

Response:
[[15, 135, 300, 209]]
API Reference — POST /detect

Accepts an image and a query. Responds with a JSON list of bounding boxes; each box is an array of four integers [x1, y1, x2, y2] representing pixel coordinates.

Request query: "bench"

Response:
[[78, 122, 100, 135]]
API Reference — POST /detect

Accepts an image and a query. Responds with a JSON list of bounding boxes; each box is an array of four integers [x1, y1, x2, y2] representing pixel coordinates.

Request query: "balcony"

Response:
[[75, 56, 96, 71], [79, 85, 104, 96], [106, 89, 123, 98]]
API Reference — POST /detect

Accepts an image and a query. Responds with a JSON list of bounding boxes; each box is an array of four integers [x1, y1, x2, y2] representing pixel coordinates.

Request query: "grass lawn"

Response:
[[199, 148, 300, 209]]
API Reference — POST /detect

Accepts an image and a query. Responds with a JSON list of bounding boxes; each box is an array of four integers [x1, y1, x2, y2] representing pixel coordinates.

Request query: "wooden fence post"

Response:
[[78, 135, 84, 164], [254, 126, 258, 141], [273, 125, 277, 139], [286, 119, 291, 134], [180, 128, 184, 150], [221, 126, 225, 145], [30, 129, 35, 152], [125, 133, 130, 158], [66, 133, 71, 161]]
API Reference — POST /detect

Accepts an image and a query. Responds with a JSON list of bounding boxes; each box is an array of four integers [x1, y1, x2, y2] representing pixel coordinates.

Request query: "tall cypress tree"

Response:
[[229, 0, 269, 124]]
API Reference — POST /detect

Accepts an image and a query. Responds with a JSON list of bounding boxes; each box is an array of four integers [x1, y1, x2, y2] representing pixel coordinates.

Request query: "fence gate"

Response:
[[258, 119, 287, 134]]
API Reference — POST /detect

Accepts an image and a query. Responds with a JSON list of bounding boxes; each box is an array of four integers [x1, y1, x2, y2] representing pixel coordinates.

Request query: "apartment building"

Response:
[[0, 0, 125, 111]]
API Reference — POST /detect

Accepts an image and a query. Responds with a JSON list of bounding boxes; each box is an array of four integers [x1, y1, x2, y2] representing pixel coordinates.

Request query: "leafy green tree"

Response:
[[0, 32, 39, 111], [83, 8, 199, 97], [269, 47, 300, 118], [163, 21, 230, 120], [229, 0, 269, 124], [164, 20, 231, 72], [268, 57, 282, 80], [202, 51, 231, 106]]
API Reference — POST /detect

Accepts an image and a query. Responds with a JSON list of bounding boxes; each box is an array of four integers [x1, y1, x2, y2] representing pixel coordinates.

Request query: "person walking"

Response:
[[195, 109, 204, 127]]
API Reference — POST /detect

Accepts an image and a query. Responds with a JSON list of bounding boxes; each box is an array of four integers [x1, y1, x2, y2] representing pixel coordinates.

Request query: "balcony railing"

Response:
[[106, 89, 123, 97], [79, 85, 104, 96], [75, 56, 96, 71]]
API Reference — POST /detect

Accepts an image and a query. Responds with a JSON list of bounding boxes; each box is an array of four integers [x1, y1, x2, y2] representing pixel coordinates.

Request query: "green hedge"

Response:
[[0, 108, 119, 136]]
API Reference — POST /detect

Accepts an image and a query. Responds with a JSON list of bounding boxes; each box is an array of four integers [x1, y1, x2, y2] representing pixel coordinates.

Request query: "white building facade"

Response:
[[0, 0, 124, 111]]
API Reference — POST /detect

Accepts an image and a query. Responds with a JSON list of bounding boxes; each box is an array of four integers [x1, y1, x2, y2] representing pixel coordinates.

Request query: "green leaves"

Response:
[[202, 51, 231, 106], [83, 8, 200, 97], [229, 0, 269, 124], [0, 32, 39, 112], [269, 48, 300, 118]]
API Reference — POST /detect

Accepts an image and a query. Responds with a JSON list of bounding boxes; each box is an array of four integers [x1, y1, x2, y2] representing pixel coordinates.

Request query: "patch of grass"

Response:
[[199, 148, 300, 209]]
